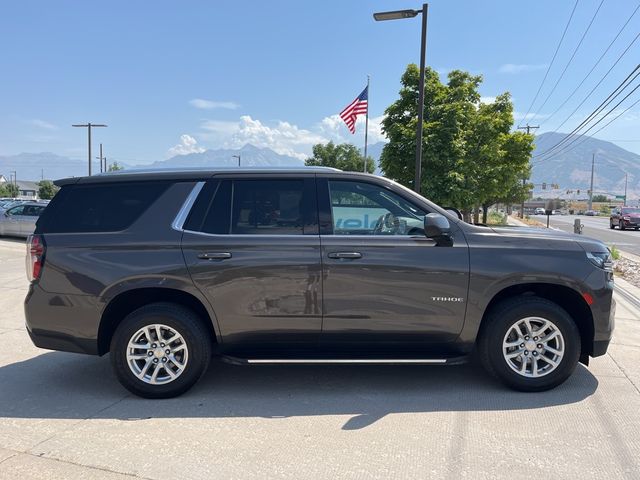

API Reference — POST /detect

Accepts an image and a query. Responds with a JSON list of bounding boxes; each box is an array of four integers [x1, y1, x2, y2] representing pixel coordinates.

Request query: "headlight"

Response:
[[623, 216, 630, 221], [586, 251, 613, 271]]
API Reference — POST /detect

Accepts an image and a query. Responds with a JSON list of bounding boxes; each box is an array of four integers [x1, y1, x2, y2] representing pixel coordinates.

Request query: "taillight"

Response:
[[26, 234, 45, 282]]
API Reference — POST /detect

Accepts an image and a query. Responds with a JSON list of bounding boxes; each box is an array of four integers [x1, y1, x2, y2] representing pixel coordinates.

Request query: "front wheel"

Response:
[[110, 302, 212, 398], [478, 297, 580, 391], [610, 221, 615, 229], [620, 220, 626, 231]]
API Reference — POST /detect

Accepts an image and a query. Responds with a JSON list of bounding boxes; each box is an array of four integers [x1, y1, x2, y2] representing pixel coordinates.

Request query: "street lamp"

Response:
[[374, 4, 428, 194], [72, 123, 107, 176], [232, 154, 241, 167]]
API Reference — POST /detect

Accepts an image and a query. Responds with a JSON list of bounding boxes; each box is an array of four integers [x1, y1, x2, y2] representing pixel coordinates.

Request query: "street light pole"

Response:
[[374, 4, 429, 194], [624, 172, 628, 206], [232, 155, 241, 167], [72, 123, 107, 176], [415, 4, 428, 194]]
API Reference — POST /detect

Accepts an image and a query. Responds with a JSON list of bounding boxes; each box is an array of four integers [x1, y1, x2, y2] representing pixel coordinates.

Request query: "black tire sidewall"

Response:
[[110, 304, 211, 399], [483, 298, 581, 391]]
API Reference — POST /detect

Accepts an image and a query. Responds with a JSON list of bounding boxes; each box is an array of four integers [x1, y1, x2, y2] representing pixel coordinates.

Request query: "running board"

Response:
[[220, 356, 468, 366]]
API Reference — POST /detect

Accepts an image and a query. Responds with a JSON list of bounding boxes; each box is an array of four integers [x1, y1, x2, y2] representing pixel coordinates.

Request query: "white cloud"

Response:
[[499, 63, 547, 74], [31, 119, 57, 130], [479, 96, 496, 104], [167, 134, 206, 157], [223, 116, 327, 159], [189, 98, 239, 110], [194, 113, 387, 159], [317, 114, 386, 145]]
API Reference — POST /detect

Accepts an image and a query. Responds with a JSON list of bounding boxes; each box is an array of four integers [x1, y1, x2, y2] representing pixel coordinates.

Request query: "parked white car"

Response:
[[0, 202, 46, 238]]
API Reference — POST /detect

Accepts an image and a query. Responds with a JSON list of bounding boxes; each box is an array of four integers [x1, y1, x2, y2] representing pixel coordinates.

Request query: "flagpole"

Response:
[[363, 75, 370, 173]]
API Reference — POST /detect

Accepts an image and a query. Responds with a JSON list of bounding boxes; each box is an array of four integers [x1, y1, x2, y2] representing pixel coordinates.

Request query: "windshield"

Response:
[[622, 208, 640, 214]]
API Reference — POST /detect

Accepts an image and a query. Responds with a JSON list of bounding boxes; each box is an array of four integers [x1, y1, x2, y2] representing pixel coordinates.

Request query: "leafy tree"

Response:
[[305, 142, 375, 173], [380, 64, 534, 221], [38, 180, 58, 200], [592, 194, 608, 203], [0, 183, 19, 198], [108, 161, 124, 172]]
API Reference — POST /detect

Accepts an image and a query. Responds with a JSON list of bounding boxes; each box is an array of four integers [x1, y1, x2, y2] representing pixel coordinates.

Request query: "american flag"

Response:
[[339, 86, 368, 134]]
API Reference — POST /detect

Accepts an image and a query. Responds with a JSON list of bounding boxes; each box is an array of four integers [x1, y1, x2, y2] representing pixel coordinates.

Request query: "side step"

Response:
[[220, 356, 468, 366]]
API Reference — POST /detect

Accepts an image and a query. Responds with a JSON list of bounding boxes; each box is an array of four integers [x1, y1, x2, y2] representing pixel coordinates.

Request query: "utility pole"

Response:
[[517, 124, 539, 217], [96, 143, 105, 174], [232, 155, 240, 167], [624, 172, 628, 206], [104, 157, 107, 172], [588, 153, 595, 210], [72, 123, 107, 176]]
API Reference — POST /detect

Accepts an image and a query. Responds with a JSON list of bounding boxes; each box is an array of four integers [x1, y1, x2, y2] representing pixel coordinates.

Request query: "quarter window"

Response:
[[328, 180, 426, 236]]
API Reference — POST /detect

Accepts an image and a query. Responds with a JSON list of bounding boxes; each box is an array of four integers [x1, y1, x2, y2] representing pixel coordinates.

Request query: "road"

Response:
[[541, 214, 640, 256], [1, 238, 640, 479]]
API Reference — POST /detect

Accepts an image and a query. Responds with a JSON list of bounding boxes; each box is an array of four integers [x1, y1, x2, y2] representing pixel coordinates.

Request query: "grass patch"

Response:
[[609, 245, 621, 260]]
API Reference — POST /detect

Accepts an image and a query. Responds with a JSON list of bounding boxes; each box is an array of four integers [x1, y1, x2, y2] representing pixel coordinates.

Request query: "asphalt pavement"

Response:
[[542, 214, 640, 256], [0, 237, 639, 479]]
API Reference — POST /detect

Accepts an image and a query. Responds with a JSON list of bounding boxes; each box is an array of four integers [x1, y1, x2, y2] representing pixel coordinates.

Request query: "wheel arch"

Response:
[[98, 287, 218, 355], [478, 283, 595, 358]]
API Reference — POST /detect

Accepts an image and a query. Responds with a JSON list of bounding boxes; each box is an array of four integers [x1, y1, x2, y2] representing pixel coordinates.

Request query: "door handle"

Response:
[[328, 252, 362, 259], [197, 252, 232, 260]]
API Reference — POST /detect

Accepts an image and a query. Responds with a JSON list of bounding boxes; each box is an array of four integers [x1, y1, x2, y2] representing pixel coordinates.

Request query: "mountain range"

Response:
[[1, 135, 638, 199], [530, 132, 639, 200]]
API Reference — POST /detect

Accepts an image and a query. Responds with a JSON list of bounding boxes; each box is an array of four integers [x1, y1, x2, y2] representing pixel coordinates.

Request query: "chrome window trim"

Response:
[[171, 181, 205, 232], [181, 228, 311, 239]]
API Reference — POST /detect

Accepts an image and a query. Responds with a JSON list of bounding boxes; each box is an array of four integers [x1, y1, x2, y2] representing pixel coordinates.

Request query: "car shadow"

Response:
[[0, 352, 599, 430]]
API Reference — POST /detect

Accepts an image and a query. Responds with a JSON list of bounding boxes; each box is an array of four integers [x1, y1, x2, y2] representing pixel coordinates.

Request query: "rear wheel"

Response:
[[478, 297, 580, 391], [610, 221, 615, 229], [110, 302, 212, 398]]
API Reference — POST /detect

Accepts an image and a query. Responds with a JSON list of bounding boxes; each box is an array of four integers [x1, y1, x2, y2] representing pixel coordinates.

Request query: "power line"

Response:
[[542, 30, 640, 136], [541, 96, 640, 162], [533, 82, 640, 164], [520, 0, 579, 124], [539, 2, 640, 127], [533, 64, 640, 158], [530, 0, 605, 120]]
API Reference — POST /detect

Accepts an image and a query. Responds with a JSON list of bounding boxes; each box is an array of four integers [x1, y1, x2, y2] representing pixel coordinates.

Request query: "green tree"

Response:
[[305, 142, 375, 173], [0, 183, 19, 198], [37, 180, 58, 200], [108, 161, 124, 172], [592, 194, 608, 203], [380, 64, 534, 221]]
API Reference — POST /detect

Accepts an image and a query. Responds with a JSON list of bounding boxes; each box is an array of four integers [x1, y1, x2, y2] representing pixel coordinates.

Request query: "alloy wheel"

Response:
[[126, 324, 189, 385], [502, 316, 565, 378]]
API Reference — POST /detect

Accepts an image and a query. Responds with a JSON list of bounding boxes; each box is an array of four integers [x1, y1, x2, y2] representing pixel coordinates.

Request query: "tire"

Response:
[[620, 220, 626, 231], [110, 302, 212, 398], [477, 296, 580, 392], [610, 221, 615, 229]]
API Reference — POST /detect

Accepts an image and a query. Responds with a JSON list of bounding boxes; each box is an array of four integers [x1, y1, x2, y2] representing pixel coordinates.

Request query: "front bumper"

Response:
[[583, 268, 615, 358]]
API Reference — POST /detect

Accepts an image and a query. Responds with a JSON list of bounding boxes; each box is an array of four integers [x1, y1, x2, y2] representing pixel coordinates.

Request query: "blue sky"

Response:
[[1, 0, 639, 163]]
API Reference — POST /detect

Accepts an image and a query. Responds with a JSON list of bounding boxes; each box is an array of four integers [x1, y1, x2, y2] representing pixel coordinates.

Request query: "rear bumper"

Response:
[[24, 284, 101, 355]]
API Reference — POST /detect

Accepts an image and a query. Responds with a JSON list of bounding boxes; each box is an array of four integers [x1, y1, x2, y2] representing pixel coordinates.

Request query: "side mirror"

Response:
[[424, 213, 451, 245], [443, 206, 463, 220]]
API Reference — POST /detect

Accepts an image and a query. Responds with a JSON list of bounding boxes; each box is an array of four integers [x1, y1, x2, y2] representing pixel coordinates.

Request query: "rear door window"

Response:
[[184, 177, 317, 235]]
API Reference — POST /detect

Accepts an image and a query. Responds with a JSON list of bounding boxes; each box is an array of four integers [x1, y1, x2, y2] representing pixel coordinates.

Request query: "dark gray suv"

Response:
[[24, 168, 615, 398]]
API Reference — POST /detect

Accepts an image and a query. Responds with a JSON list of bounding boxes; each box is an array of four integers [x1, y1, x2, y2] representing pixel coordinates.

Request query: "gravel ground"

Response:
[[614, 256, 640, 288]]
